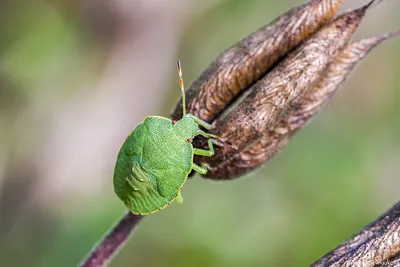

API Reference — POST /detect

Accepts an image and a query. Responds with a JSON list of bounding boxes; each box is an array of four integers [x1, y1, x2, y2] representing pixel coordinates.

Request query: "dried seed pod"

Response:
[[204, 31, 399, 179], [171, 0, 344, 123], [200, 1, 374, 172]]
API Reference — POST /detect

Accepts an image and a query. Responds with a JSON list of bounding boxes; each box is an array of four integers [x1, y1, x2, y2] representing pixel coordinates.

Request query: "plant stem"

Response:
[[80, 212, 143, 267], [312, 201, 400, 266]]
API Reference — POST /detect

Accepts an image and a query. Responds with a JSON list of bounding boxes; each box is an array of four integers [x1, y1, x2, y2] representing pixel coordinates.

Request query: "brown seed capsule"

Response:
[[200, 2, 373, 174], [171, 0, 344, 123], [204, 31, 399, 179]]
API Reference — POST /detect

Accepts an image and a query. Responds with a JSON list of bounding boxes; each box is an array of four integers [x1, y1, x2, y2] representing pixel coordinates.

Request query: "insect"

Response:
[[113, 60, 227, 215]]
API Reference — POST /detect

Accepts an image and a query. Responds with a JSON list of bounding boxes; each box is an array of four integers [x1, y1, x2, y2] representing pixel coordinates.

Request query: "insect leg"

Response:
[[193, 139, 215, 157], [192, 163, 208, 174], [186, 114, 212, 130], [196, 130, 226, 147]]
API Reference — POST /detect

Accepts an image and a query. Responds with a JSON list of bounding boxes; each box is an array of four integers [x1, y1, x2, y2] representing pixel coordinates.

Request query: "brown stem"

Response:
[[80, 212, 143, 267], [312, 201, 400, 266]]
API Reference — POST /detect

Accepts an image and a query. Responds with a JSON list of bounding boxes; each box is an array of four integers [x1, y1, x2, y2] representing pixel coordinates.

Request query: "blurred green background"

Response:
[[0, 0, 399, 266]]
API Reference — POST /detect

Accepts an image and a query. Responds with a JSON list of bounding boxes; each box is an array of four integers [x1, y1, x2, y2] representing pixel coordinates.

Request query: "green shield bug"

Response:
[[113, 60, 227, 215]]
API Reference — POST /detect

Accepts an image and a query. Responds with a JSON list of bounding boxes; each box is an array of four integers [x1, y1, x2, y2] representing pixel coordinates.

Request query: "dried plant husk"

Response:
[[199, 2, 374, 176], [205, 32, 399, 179], [312, 200, 400, 266], [171, 0, 344, 122]]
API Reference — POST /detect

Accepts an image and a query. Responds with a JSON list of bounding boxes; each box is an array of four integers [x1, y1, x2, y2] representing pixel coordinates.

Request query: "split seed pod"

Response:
[[170, 0, 398, 180], [206, 32, 399, 179], [171, 0, 344, 122], [204, 5, 367, 164]]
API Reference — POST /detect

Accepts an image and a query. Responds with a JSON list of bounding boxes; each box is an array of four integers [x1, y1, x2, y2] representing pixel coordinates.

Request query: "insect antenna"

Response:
[[177, 59, 186, 116]]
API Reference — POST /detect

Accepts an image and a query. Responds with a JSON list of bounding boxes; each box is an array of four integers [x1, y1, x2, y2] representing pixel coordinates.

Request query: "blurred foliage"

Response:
[[0, 0, 399, 267]]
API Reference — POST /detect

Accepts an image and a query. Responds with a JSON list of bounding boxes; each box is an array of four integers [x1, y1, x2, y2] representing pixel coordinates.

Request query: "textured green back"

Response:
[[113, 116, 193, 214]]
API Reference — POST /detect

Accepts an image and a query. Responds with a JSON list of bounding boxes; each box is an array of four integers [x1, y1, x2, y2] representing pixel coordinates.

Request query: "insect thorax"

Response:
[[173, 116, 199, 140]]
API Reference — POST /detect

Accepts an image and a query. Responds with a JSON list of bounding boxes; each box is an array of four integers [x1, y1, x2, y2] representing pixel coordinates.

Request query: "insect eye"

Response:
[[187, 138, 193, 143]]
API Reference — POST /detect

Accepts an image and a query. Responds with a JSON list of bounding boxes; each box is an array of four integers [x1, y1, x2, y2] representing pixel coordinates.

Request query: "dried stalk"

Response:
[[312, 201, 400, 267], [80, 213, 143, 267]]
